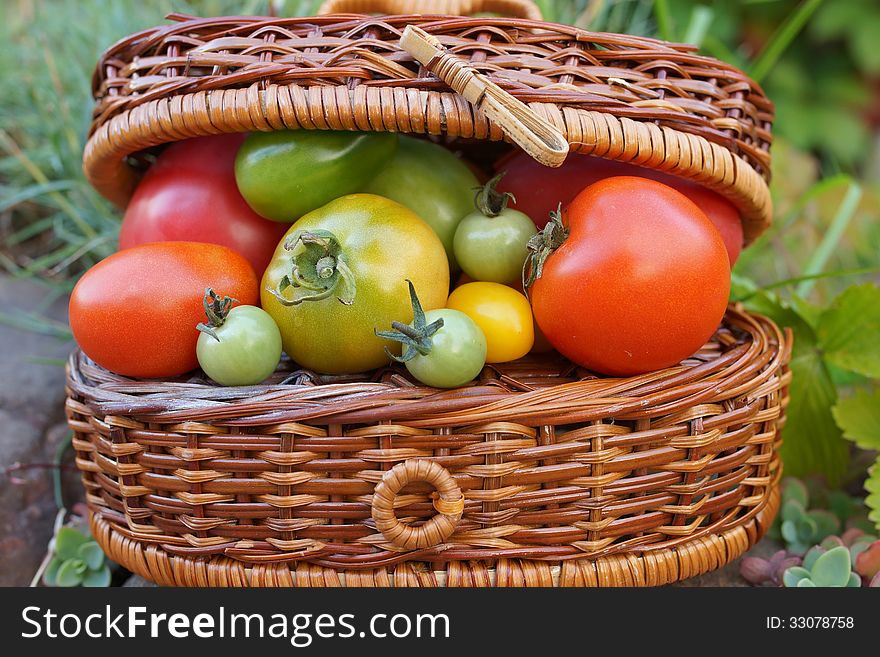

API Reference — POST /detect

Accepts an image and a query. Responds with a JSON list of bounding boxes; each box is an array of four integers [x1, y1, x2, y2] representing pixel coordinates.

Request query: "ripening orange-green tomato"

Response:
[[446, 282, 534, 363]]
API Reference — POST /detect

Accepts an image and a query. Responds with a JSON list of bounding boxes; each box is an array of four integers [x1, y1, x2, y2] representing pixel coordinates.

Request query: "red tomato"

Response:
[[119, 134, 287, 275], [70, 242, 258, 378], [496, 151, 743, 264], [528, 177, 730, 376]]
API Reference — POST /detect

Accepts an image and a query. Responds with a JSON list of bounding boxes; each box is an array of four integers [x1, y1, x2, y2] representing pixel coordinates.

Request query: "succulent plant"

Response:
[[740, 550, 802, 586], [783, 545, 861, 588], [42, 527, 110, 587], [777, 479, 841, 554]]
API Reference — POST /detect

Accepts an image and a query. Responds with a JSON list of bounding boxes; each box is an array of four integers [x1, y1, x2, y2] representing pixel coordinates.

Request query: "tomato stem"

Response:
[[522, 205, 568, 294], [474, 172, 516, 217], [266, 230, 357, 306], [375, 280, 444, 362], [196, 288, 238, 342]]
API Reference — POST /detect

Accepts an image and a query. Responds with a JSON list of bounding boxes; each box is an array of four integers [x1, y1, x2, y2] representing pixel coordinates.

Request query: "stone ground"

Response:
[[0, 275, 79, 586], [0, 272, 778, 588]]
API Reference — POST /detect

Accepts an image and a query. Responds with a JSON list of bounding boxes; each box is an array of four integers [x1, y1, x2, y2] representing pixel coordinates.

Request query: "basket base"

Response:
[[92, 486, 778, 587]]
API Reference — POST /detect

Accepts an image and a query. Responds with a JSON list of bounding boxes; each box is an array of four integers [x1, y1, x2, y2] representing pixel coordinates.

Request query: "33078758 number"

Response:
[[766, 617, 855, 629]]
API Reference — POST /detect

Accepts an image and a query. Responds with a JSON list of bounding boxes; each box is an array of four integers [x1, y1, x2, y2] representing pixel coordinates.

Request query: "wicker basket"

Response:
[[69, 0, 789, 587]]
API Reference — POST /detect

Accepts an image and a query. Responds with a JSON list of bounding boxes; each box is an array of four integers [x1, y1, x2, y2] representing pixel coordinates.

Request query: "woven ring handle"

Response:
[[318, 0, 543, 20], [371, 459, 464, 549]]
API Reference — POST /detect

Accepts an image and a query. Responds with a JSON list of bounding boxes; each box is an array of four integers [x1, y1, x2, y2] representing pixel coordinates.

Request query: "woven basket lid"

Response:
[[83, 0, 774, 244]]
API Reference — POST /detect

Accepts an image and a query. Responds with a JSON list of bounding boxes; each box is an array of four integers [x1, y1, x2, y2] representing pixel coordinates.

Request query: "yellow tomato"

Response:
[[447, 282, 534, 363]]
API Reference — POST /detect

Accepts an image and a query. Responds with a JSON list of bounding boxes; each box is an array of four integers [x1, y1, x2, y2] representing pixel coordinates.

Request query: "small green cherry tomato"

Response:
[[234, 130, 398, 222], [377, 281, 487, 388], [453, 173, 536, 284], [196, 289, 282, 386]]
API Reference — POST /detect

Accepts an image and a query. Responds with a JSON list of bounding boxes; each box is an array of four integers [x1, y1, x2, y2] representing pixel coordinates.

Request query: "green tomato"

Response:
[[234, 130, 398, 222], [197, 305, 282, 386], [362, 136, 479, 270], [404, 309, 487, 388], [261, 194, 450, 374], [453, 207, 536, 285]]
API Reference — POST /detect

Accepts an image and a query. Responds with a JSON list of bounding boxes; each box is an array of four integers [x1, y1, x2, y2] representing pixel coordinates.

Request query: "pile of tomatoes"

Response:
[[70, 129, 738, 387]]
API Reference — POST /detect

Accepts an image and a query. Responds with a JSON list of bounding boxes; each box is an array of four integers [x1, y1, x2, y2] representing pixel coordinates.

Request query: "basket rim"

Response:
[[66, 305, 791, 429], [82, 13, 774, 244]]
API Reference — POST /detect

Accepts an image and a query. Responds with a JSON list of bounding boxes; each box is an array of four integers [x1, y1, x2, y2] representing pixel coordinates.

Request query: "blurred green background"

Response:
[[1, 0, 879, 493]]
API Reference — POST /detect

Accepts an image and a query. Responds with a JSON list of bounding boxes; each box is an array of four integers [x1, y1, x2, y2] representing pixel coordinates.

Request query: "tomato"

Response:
[[196, 290, 282, 386], [235, 130, 398, 222], [70, 242, 258, 378], [446, 282, 534, 363], [496, 151, 743, 264], [453, 174, 536, 284], [377, 281, 486, 388], [262, 194, 449, 374], [525, 177, 730, 376], [363, 136, 479, 270], [119, 134, 287, 275]]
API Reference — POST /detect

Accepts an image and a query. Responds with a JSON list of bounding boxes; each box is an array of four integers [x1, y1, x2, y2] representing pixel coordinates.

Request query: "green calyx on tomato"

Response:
[[266, 229, 356, 306], [235, 130, 399, 222], [522, 205, 568, 292], [377, 280, 486, 388], [454, 172, 537, 285], [196, 288, 238, 341], [376, 280, 447, 362]]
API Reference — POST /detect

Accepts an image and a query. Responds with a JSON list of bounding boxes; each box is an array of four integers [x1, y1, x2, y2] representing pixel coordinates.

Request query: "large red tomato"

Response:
[[496, 151, 743, 264], [70, 242, 259, 378], [527, 177, 730, 376], [119, 134, 287, 275]]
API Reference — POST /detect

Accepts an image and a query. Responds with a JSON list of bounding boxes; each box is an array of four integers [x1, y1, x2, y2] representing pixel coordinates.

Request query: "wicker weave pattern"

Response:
[[84, 12, 774, 242], [67, 307, 789, 575]]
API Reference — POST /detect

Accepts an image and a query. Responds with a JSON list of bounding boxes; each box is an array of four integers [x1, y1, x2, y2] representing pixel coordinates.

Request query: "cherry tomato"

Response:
[[70, 242, 259, 378], [526, 177, 730, 376], [377, 281, 486, 388], [235, 130, 398, 222], [453, 174, 536, 284], [119, 134, 287, 275], [496, 151, 743, 264], [364, 136, 479, 270], [196, 290, 282, 386], [262, 194, 449, 374], [447, 282, 534, 363]]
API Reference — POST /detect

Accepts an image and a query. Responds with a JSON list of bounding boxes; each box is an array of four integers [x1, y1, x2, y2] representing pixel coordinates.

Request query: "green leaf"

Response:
[[808, 510, 842, 540], [810, 0, 867, 40], [55, 559, 85, 587], [783, 566, 810, 587], [782, 519, 803, 544], [82, 565, 111, 588], [779, 351, 848, 484], [781, 499, 805, 522], [833, 389, 880, 450], [818, 284, 880, 378], [77, 541, 104, 571], [811, 546, 852, 587], [847, 572, 862, 587], [797, 578, 817, 587], [866, 464, 880, 533], [741, 291, 817, 352], [803, 546, 824, 571], [42, 557, 63, 587], [851, 19, 880, 74], [54, 527, 89, 561], [782, 478, 810, 508]]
